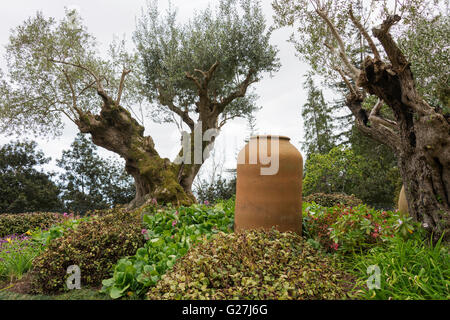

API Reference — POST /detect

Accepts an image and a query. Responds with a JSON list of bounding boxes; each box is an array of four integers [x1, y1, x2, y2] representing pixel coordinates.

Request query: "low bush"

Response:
[[147, 229, 355, 300], [304, 193, 363, 208], [0, 212, 66, 237], [101, 199, 235, 299], [302, 203, 416, 254], [349, 235, 449, 300], [31, 208, 145, 293]]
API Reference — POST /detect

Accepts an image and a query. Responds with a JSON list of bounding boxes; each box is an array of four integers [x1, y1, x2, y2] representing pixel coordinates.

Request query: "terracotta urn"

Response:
[[398, 185, 409, 216], [234, 135, 303, 235]]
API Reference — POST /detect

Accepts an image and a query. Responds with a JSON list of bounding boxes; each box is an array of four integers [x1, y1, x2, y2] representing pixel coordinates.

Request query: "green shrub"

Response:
[[350, 235, 449, 300], [101, 200, 235, 299], [147, 229, 355, 300], [304, 193, 363, 208], [31, 208, 145, 293], [0, 212, 65, 237], [303, 203, 415, 254]]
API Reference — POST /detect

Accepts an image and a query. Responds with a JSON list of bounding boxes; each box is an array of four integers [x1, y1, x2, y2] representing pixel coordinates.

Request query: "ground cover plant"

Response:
[[101, 199, 235, 299], [147, 229, 355, 300]]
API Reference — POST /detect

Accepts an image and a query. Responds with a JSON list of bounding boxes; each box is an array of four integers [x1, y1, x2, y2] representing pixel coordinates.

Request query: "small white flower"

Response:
[[423, 223, 429, 228], [398, 219, 403, 225]]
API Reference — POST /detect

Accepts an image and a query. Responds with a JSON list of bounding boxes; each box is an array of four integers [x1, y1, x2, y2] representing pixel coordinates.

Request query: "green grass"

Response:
[[348, 234, 449, 300]]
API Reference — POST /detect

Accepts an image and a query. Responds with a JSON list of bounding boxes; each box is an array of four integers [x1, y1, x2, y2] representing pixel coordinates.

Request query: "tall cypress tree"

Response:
[[301, 74, 336, 157]]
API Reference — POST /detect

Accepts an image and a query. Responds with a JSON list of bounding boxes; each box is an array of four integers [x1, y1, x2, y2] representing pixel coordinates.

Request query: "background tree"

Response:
[[303, 145, 401, 208], [0, 141, 61, 213], [273, 0, 450, 240], [0, 0, 279, 208], [57, 133, 135, 214], [301, 74, 336, 156]]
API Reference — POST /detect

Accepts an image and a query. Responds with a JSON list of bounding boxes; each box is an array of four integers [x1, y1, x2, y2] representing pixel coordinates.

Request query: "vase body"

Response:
[[398, 185, 409, 216], [234, 135, 303, 235]]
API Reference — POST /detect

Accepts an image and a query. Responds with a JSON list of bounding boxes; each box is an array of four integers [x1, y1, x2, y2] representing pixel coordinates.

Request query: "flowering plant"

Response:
[[303, 203, 413, 254]]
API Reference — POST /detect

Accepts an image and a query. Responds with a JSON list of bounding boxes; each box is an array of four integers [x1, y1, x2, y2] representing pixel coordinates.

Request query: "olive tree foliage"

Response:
[[397, 9, 449, 110], [134, 0, 280, 131], [272, 0, 450, 240], [0, 8, 140, 137]]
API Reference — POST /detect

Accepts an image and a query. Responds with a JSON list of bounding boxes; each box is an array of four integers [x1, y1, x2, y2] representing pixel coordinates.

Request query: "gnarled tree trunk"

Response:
[[76, 92, 195, 208], [343, 15, 450, 241]]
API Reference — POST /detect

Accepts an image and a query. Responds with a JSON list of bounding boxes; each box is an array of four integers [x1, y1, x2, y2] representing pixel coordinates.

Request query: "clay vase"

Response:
[[234, 135, 303, 235], [398, 185, 409, 216]]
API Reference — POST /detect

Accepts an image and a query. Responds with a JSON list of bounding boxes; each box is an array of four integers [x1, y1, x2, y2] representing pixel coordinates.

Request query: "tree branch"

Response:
[[369, 98, 398, 129], [216, 68, 256, 114], [185, 72, 203, 93], [116, 68, 131, 106], [61, 68, 77, 110], [48, 58, 109, 103], [334, 66, 357, 97], [348, 5, 381, 61], [346, 93, 400, 150], [194, 61, 219, 86], [314, 6, 360, 82], [157, 85, 195, 131]]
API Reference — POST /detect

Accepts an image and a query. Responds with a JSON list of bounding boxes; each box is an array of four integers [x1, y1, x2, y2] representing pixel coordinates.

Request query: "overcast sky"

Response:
[[0, 0, 313, 180]]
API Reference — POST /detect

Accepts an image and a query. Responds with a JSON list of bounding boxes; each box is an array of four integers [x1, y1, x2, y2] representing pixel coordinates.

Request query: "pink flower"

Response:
[[175, 211, 179, 215], [172, 220, 178, 227], [204, 200, 210, 205], [141, 229, 148, 235], [331, 242, 339, 250], [151, 198, 157, 205], [371, 232, 379, 238], [63, 212, 68, 217]]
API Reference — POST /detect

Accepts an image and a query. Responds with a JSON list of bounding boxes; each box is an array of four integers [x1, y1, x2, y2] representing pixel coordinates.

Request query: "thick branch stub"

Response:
[[371, 15, 407, 71]]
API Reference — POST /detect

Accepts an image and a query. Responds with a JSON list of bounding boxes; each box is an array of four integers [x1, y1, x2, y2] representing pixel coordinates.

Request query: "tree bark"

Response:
[[175, 105, 220, 197], [75, 93, 195, 208]]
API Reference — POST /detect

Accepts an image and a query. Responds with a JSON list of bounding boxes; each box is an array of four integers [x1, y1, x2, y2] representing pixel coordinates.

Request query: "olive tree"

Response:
[[0, 0, 279, 207], [273, 0, 449, 240]]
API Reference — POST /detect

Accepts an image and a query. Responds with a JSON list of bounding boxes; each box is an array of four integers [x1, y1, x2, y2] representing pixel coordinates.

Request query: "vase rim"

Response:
[[250, 135, 290, 140]]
